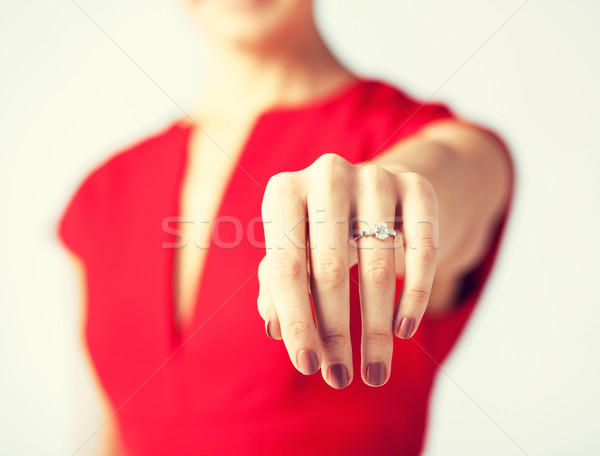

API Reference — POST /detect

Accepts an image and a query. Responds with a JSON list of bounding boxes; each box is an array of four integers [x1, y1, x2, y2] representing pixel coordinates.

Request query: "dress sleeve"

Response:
[[364, 87, 457, 162], [392, 100, 455, 139], [57, 163, 110, 262]]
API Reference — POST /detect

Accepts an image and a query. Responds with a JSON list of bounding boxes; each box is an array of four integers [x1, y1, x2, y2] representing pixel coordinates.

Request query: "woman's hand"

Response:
[[257, 153, 439, 388]]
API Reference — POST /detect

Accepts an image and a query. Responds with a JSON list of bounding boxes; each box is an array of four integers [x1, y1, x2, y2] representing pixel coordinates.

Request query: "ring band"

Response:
[[354, 222, 397, 241]]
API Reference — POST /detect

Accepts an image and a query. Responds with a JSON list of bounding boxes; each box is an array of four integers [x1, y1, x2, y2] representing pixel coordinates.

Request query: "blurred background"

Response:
[[1, 0, 599, 454]]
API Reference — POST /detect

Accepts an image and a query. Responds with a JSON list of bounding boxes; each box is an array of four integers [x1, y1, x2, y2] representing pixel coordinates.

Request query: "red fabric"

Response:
[[57, 78, 514, 455]]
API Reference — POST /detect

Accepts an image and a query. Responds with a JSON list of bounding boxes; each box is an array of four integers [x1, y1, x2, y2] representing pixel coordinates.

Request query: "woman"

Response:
[[58, 0, 514, 454]]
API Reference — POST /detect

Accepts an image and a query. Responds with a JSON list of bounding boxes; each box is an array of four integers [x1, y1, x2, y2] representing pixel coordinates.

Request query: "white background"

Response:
[[1, 0, 599, 454]]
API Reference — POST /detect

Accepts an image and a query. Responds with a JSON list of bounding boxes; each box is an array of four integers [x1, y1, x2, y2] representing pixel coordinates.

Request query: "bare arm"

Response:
[[373, 120, 512, 314], [257, 119, 512, 388], [66, 252, 122, 456]]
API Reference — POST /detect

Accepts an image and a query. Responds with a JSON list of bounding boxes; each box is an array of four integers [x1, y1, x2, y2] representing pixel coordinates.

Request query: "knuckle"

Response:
[[359, 164, 390, 186], [406, 287, 431, 306], [404, 172, 434, 197], [363, 258, 394, 285], [320, 328, 350, 351], [402, 171, 423, 185], [365, 331, 393, 348], [263, 173, 296, 217], [270, 256, 304, 283], [359, 163, 384, 180], [265, 172, 294, 198], [312, 254, 346, 288], [358, 165, 395, 198], [313, 153, 347, 171], [311, 153, 350, 186], [284, 319, 313, 341], [417, 241, 437, 263]]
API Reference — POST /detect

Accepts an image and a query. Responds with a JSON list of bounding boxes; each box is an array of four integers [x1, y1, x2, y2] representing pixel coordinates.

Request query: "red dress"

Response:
[[58, 78, 514, 455]]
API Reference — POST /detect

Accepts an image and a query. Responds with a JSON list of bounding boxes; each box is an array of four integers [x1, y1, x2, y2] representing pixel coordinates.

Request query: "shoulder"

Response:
[[57, 121, 188, 258], [338, 78, 456, 160], [87, 120, 188, 184], [71, 120, 189, 205], [338, 78, 456, 137], [353, 79, 450, 114]]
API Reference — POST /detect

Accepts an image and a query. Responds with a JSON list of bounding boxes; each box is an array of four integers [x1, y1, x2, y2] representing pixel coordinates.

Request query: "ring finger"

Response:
[[354, 165, 398, 387]]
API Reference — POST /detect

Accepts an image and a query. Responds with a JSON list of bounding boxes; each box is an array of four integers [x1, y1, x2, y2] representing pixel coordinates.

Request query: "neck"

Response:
[[196, 20, 355, 121]]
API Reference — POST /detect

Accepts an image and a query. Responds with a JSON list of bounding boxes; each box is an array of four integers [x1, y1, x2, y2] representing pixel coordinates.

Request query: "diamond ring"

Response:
[[354, 222, 397, 242]]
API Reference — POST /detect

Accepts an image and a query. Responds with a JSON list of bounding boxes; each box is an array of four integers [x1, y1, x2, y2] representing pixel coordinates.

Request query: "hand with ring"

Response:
[[257, 153, 439, 388]]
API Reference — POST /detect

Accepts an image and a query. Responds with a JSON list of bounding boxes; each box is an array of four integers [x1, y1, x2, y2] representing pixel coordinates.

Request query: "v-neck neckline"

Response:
[[168, 118, 263, 341], [167, 77, 371, 341]]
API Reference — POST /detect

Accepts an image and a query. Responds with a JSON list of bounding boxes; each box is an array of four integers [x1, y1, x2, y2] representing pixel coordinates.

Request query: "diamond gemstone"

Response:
[[375, 223, 389, 240]]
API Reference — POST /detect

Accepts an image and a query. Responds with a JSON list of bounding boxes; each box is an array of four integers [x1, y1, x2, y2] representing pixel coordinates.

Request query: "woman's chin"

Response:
[[190, 0, 312, 49], [219, 0, 274, 9], [204, 23, 281, 49]]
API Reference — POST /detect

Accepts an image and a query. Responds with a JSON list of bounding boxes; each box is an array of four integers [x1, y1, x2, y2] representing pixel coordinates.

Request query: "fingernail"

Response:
[[328, 363, 349, 389], [366, 361, 386, 387], [395, 317, 415, 339], [265, 319, 275, 339], [297, 350, 319, 375]]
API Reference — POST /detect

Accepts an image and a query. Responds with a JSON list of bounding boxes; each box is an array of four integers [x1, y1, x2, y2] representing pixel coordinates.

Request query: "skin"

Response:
[[257, 121, 510, 388], [67, 0, 511, 452]]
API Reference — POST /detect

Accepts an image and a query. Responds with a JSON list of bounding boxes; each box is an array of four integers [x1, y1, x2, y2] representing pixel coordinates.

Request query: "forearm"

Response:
[[373, 120, 512, 279]]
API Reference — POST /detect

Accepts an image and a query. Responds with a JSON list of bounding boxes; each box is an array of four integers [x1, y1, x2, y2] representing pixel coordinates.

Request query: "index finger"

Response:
[[262, 173, 321, 375]]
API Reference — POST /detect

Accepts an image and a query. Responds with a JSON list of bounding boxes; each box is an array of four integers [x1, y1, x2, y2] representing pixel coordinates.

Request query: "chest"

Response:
[[88, 112, 374, 368], [174, 120, 259, 330]]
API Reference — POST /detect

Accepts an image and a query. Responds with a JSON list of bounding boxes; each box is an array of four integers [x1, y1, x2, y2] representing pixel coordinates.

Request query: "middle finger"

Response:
[[307, 179, 352, 389]]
